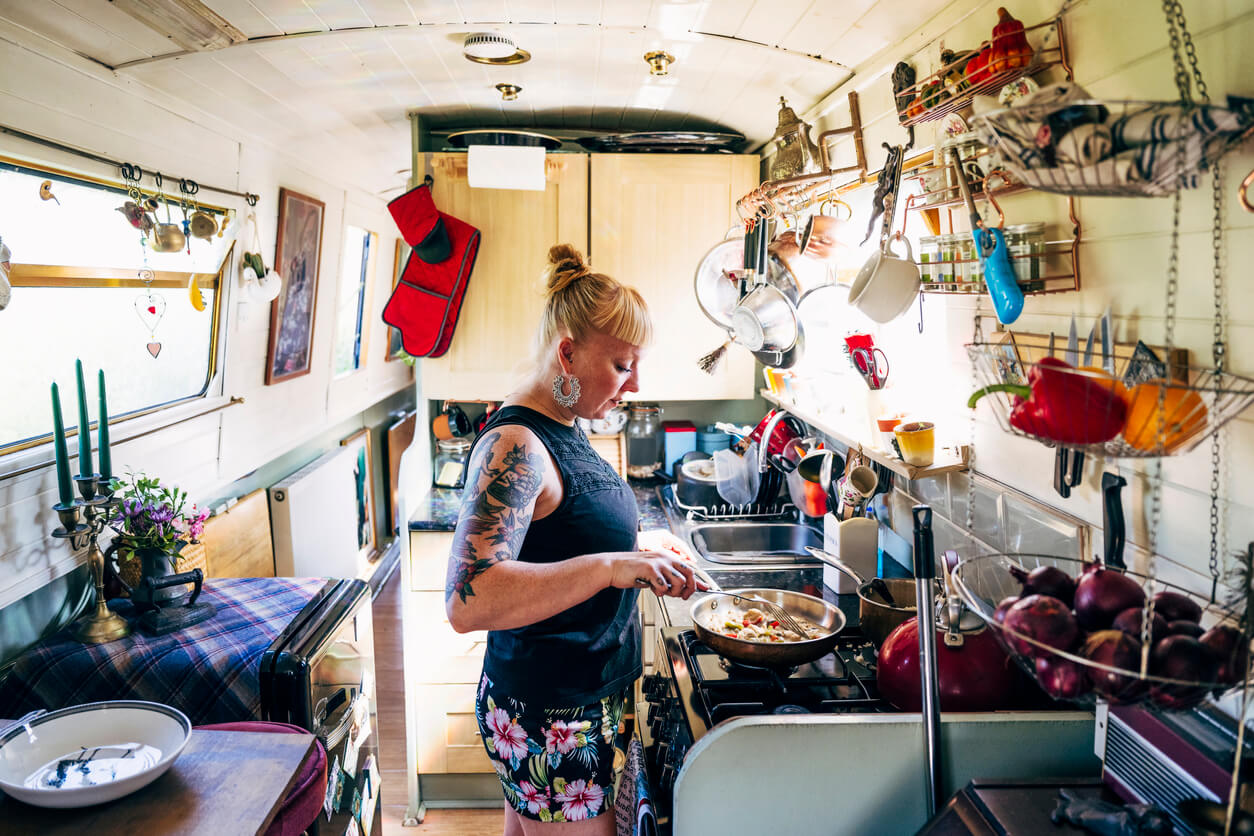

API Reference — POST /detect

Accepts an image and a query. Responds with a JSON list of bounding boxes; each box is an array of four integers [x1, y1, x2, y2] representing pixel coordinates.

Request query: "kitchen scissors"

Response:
[[851, 346, 889, 389]]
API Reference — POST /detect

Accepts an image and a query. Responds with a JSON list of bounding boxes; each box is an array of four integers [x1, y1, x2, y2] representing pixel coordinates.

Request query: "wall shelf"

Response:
[[760, 390, 970, 481]]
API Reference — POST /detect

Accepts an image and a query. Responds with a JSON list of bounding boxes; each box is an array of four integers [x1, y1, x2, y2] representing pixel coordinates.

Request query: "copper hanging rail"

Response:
[[737, 92, 869, 219], [0, 124, 260, 205]]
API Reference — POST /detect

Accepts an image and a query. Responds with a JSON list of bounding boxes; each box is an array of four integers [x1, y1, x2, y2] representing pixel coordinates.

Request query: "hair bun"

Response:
[[546, 244, 591, 294]]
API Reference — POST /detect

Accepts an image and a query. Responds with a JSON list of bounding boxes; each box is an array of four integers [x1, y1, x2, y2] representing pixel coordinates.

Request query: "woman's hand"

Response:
[[606, 551, 704, 599]]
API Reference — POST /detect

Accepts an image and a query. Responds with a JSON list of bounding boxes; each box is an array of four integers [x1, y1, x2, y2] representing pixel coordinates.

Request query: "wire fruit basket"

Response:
[[952, 554, 1247, 710], [966, 339, 1254, 458], [972, 98, 1254, 197]]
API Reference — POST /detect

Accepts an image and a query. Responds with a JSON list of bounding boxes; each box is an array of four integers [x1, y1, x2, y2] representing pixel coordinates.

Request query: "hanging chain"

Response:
[[1208, 159, 1226, 601], [966, 310, 983, 531]]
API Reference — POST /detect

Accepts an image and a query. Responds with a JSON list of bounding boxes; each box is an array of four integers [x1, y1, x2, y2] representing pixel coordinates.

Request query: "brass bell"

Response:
[[768, 97, 822, 182]]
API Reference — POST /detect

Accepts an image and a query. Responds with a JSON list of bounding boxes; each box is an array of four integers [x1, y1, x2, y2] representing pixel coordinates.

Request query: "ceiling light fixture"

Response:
[[463, 32, 531, 65], [644, 50, 675, 76], [495, 83, 522, 101]]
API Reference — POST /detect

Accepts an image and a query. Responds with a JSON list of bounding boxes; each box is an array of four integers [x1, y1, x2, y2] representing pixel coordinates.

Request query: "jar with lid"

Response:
[[434, 437, 472, 489], [625, 404, 662, 479], [955, 233, 976, 285], [1004, 222, 1046, 283], [936, 234, 957, 285], [919, 235, 939, 284]]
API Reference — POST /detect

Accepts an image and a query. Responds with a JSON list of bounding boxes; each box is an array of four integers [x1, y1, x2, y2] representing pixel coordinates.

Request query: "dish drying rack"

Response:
[[670, 488, 797, 522]]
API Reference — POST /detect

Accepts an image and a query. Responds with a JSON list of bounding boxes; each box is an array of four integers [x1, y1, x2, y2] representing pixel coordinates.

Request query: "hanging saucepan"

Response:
[[189, 210, 218, 240], [730, 283, 798, 354], [806, 547, 917, 647], [689, 566, 846, 668]]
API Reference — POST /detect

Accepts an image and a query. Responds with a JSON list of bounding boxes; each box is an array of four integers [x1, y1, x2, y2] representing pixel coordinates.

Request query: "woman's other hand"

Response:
[[607, 551, 702, 599]]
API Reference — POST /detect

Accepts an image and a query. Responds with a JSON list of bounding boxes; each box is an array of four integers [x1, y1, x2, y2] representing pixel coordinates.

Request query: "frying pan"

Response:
[[689, 567, 846, 668]]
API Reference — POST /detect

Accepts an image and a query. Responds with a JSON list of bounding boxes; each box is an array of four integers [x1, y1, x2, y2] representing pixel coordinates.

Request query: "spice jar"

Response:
[[625, 404, 662, 479], [1005, 222, 1046, 283], [919, 235, 939, 283], [936, 234, 957, 285], [434, 437, 472, 489]]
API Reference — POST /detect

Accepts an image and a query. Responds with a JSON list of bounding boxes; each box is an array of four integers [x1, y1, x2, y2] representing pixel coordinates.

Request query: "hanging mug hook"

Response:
[[978, 169, 1010, 229], [1240, 168, 1254, 214]]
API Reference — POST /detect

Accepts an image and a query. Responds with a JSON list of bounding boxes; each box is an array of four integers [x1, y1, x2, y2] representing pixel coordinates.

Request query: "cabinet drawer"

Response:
[[407, 591, 487, 684], [413, 683, 495, 774], [409, 531, 455, 592]]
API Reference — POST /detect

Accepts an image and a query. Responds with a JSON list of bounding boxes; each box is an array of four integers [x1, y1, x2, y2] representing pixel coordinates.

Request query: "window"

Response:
[[0, 160, 228, 454], [332, 226, 376, 377]]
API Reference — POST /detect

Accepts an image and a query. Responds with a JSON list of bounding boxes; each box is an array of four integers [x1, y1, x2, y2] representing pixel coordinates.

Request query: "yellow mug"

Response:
[[894, 421, 936, 467]]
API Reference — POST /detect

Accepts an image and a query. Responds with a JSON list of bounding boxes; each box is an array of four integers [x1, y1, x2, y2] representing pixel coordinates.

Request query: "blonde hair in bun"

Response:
[[536, 243, 652, 352]]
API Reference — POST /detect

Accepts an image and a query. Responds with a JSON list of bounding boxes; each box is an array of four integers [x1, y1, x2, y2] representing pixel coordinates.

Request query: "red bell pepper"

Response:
[[968, 357, 1127, 445]]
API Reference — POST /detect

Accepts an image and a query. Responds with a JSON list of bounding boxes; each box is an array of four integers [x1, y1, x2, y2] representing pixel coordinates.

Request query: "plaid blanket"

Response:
[[0, 577, 325, 725]]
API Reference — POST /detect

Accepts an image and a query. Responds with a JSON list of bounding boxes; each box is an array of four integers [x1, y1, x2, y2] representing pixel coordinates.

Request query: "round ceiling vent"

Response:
[[463, 32, 531, 65]]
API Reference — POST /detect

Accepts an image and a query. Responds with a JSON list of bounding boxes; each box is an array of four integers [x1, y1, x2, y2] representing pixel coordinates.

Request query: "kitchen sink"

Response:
[[689, 522, 823, 565]]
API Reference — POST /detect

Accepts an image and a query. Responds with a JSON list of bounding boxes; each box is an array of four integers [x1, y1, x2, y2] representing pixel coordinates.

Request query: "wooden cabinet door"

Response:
[[590, 154, 759, 401], [420, 153, 589, 401]]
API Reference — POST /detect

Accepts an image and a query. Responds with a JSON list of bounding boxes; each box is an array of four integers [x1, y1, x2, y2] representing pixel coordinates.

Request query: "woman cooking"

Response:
[[446, 244, 700, 834]]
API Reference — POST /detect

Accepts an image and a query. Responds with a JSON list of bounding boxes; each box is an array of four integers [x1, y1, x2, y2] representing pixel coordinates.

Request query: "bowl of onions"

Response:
[[951, 554, 1247, 710]]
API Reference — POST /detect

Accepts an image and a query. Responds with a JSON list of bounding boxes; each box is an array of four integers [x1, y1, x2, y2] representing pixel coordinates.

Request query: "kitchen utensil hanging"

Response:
[[148, 174, 185, 254], [1241, 167, 1254, 213]]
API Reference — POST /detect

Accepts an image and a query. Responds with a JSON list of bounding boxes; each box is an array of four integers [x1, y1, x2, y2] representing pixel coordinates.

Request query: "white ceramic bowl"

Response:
[[0, 701, 191, 808]]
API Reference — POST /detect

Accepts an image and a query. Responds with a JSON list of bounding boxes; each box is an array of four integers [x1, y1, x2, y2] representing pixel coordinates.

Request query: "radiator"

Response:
[[269, 447, 360, 578]]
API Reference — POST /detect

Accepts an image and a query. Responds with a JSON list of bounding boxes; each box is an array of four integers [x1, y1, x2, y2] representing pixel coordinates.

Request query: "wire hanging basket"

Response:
[[952, 553, 1247, 710], [972, 97, 1254, 197], [966, 337, 1254, 458]]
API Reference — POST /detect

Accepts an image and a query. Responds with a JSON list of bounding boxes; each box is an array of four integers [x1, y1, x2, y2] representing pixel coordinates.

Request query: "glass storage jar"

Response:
[[936, 234, 957, 285], [434, 437, 472, 489], [625, 404, 662, 479], [919, 235, 939, 283], [1005, 222, 1046, 283]]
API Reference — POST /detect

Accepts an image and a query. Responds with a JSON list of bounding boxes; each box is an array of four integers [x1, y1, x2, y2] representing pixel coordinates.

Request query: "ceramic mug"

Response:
[[894, 421, 936, 467], [876, 414, 904, 451], [433, 404, 472, 440], [847, 234, 921, 323], [836, 464, 878, 518], [798, 198, 852, 262]]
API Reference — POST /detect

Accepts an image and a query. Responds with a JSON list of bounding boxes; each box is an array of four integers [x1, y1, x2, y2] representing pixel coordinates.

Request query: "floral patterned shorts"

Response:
[[475, 672, 629, 823]]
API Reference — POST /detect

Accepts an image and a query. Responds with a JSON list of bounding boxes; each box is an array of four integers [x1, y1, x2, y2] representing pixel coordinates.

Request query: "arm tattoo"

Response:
[[446, 431, 546, 604]]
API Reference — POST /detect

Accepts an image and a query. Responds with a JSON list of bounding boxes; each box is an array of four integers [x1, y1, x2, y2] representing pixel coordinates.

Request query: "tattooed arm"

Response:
[[444, 425, 698, 633]]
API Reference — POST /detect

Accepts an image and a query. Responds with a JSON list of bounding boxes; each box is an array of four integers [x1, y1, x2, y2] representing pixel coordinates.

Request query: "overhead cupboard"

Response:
[[418, 152, 759, 402]]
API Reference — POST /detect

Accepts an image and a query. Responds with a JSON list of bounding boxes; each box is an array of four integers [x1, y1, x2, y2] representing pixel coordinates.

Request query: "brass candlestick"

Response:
[[53, 474, 130, 644]]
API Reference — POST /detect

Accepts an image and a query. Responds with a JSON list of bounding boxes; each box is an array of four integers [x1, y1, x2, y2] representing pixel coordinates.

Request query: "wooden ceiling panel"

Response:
[[551, 0, 602, 25], [690, 0, 754, 37], [202, 1, 284, 38], [777, 0, 876, 56], [249, 0, 331, 34], [455, 0, 512, 22], [505, 0, 558, 23], [55, 0, 184, 56], [303, 1, 375, 30], [736, 0, 818, 46], [599, 0, 652, 28], [0, 1, 151, 66], [352, 0, 421, 26]]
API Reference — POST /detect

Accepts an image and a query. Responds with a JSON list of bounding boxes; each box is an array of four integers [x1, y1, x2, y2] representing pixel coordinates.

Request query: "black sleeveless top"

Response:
[[473, 405, 641, 707]]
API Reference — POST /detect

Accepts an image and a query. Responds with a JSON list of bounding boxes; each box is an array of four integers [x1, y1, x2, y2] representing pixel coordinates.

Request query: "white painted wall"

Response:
[[0, 21, 414, 608], [802, 0, 1254, 594]]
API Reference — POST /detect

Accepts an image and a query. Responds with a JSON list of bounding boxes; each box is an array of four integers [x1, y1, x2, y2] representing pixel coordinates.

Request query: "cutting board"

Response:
[[386, 411, 417, 534], [0, 730, 313, 836], [201, 489, 275, 578]]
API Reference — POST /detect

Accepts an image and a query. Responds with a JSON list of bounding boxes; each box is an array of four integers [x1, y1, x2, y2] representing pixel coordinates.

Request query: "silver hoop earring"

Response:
[[552, 373, 581, 408]]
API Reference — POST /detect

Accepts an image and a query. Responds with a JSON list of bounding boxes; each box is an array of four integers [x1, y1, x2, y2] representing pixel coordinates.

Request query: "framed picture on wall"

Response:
[[385, 239, 406, 362], [266, 187, 326, 385], [340, 428, 378, 561]]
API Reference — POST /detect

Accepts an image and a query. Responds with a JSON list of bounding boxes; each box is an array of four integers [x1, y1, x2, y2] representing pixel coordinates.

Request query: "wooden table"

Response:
[[0, 729, 314, 836]]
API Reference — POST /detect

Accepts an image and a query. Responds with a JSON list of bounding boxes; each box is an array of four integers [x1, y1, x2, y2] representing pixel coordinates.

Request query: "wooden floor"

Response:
[[373, 561, 504, 834]]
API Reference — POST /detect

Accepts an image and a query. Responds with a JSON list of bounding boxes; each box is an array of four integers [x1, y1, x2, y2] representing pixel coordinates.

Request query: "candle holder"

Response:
[[53, 476, 130, 644]]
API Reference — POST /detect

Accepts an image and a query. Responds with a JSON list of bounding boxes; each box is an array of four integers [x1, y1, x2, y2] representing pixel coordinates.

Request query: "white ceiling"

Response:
[[0, 0, 955, 198]]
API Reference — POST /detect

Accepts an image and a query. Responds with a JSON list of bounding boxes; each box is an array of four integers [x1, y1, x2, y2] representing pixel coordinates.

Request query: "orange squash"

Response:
[[1122, 381, 1208, 452], [1078, 366, 1128, 404]]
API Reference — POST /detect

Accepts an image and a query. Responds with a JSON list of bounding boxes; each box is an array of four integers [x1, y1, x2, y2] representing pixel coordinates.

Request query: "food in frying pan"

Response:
[[719, 606, 824, 643]]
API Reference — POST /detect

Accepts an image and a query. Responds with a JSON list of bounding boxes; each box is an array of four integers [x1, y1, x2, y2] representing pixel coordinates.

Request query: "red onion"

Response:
[[1200, 624, 1248, 685], [1073, 565, 1145, 631], [1167, 620, 1205, 639], [1002, 594, 1080, 658], [1151, 590, 1202, 624], [1083, 630, 1146, 703], [993, 596, 1019, 625], [1149, 634, 1219, 709], [1035, 654, 1091, 700], [1008, 564, 1076, 607], [1111, 607, 1167, 645]]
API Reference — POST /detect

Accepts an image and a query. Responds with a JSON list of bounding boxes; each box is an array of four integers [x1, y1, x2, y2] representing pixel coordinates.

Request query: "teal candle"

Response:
[[50, 383, 74, 506], [74, 359, 92, 477], [98, 369, 112, 480]]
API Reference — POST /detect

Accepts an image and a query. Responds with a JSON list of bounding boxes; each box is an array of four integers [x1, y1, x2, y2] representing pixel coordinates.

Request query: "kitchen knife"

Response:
[[1066, 314, 1078, 366], [1083, 323, 1096, 367], [1100, 306, 1114, 375]]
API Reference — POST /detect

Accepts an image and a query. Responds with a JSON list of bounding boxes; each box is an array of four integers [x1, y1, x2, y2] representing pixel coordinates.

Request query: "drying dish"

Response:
[[0, 700, 191, 808], [445, 129, 562, 150], [576, 131, 744, 153]]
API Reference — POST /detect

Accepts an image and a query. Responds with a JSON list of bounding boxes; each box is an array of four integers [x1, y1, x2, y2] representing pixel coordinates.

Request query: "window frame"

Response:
[[332, 225, 377, 379], [0, 155, 232, 458]]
